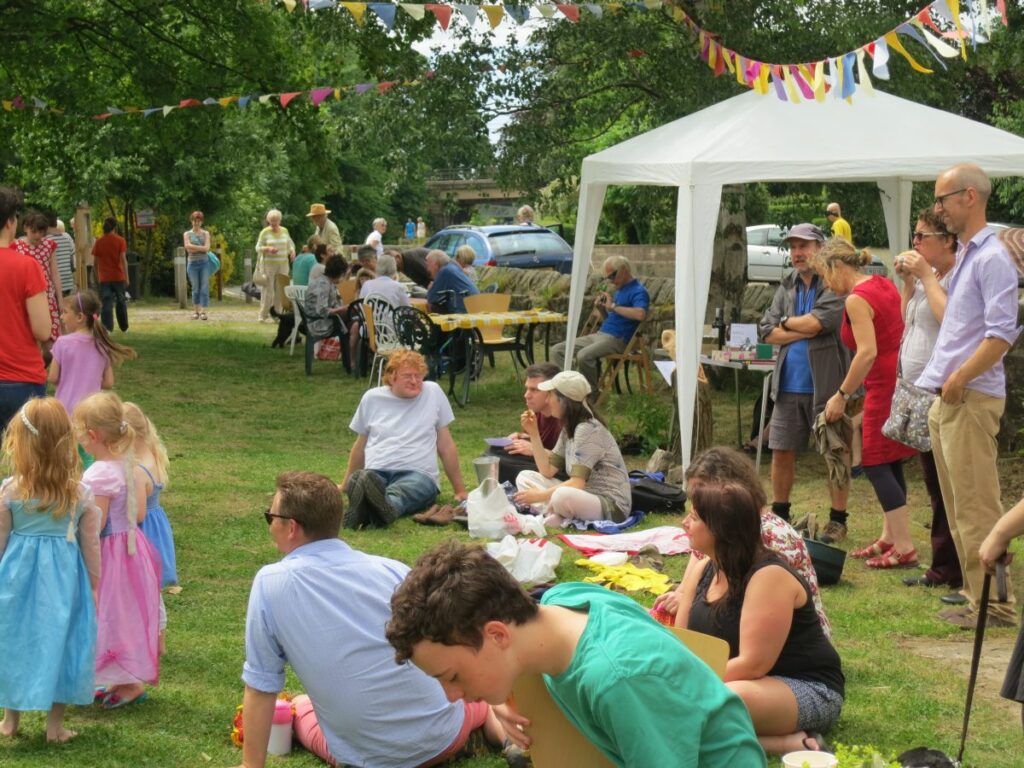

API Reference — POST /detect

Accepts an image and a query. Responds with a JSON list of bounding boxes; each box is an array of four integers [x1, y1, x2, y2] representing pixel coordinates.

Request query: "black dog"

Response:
[[897, 747, 957, 768], [269, 308, 299, 349]]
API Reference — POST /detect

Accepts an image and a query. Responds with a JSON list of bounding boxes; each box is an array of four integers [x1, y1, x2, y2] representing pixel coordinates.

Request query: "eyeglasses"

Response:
[[933, 188, 968, 209], [912, 231, 945, 242], [395, 372, 425, 381], [605, 270, 619, 281], [263, 508, 293, 525], [825, 211, 837, 216]]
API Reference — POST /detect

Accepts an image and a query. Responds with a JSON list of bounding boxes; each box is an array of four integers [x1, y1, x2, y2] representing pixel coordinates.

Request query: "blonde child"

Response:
[[49, 290, 136, 418], [124, 403, 175, 654], [0, 397, 101, 743], [75, 392, 161, 709]]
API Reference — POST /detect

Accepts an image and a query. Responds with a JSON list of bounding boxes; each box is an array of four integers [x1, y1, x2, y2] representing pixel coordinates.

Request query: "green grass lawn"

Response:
[[2, 297, 1021, 768]]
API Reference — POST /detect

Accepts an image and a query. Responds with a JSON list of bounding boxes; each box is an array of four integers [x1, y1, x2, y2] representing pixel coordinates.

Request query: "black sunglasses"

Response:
[[606, 269, 619, 280], [825, 211, 837, 216], [263, 507, 293, 525]]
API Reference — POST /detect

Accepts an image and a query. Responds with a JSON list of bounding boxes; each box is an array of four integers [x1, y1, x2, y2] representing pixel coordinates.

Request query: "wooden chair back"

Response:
[[338, 278, 359, 305], [463, 293, 512, 343], [510, 626, 728, 768]]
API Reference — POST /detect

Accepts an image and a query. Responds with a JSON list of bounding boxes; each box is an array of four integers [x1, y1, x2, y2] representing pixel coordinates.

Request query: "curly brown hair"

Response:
[[386, 541, 538, 663], [685, 446, 767, 511]]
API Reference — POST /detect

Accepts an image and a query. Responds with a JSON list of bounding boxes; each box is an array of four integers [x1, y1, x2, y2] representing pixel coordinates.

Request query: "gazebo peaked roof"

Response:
[[581, 88, 1024, 185], [566, 89, 1024, 467]]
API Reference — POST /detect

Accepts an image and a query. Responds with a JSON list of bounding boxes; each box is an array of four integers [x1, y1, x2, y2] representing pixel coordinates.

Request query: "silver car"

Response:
[[746, 225, 791, 282], [746, 223, 888, 282]]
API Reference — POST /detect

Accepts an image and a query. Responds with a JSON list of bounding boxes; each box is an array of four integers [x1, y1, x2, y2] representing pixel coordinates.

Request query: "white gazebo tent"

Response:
[[566, 89, 1024, 467]]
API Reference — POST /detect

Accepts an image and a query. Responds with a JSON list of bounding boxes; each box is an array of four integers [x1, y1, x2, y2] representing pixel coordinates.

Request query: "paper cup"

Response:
[[781, 751, 838, 768]]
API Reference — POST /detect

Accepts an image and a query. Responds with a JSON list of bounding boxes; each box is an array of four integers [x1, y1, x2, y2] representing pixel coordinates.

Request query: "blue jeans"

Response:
[[99, 281, 129, 332], [367, 469, 439, 517], [187, 257, 212, 307], [0, 382, 46, 436]]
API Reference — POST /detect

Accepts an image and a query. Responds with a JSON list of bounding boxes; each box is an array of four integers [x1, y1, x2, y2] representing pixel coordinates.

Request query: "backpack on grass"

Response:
[[628, 471, 687, 513]]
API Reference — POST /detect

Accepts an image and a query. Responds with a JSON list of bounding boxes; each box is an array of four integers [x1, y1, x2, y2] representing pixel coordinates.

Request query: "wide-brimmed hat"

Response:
[[306, 203, 331, 217], [785, 223, 826, 243], [998, 227, 1024, 276], [539, 371, 592, 402]]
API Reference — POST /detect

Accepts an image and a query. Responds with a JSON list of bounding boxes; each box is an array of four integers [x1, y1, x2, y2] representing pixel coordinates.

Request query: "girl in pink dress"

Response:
[[49, 290, 136, 418], [74, 392, 161, 709], [13, 211, 62, 346], [816, 239, 917, 569]]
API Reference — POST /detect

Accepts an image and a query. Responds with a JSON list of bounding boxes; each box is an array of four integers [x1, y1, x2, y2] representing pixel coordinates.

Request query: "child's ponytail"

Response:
[[71, 290, 137, 366]]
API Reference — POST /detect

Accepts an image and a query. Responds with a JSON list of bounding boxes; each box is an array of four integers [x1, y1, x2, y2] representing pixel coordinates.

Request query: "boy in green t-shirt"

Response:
[[387, 542, 765, 768]]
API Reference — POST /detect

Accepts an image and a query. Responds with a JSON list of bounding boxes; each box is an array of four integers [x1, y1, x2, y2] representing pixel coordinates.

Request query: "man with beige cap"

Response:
[[306, 203, 342, 253]]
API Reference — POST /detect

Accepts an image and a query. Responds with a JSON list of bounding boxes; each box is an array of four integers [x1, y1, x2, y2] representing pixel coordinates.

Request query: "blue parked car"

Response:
[[425, 224, 573, 274]]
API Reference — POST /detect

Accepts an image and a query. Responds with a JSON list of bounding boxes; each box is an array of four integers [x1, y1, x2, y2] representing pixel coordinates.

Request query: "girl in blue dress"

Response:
[[124, 402, 176, 654], [0, 397, 101, 743]]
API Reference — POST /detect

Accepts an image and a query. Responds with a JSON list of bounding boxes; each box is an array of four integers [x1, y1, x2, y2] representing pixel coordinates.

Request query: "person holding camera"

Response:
[[549, 255, 649, 392]]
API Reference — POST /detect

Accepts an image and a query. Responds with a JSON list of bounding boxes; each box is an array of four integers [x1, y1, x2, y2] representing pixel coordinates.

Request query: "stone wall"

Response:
[[591, 245, 676, 279], [475, 265, 776, 344]]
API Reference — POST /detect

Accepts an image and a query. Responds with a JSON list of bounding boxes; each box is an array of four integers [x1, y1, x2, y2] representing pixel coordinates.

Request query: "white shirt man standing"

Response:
[[365, 218, 386, 257]]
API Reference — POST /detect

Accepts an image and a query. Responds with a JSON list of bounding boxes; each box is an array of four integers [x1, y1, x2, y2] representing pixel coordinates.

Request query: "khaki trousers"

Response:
[[928, 390, 1016, 622]]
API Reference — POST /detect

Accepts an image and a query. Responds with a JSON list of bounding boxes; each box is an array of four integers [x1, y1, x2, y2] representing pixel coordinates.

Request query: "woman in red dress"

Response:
[[816, 239, 917, 569], [13, 210, 62, 347]]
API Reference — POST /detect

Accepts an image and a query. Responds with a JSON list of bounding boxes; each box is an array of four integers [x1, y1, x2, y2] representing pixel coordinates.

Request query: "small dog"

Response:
[[269, 307, 299, 349], [897, 747, 957, 768]]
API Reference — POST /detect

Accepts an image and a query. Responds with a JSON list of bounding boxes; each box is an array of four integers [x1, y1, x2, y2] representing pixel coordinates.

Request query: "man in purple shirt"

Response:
[[916, 164, 1020, 629]]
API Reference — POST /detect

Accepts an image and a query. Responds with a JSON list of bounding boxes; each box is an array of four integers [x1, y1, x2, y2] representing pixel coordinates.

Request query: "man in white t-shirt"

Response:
[[342, 349, 468, 528], [365, 217, 387, 257]]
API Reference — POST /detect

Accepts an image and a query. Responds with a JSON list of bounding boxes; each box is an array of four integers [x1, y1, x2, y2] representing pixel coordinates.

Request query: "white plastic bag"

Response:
[[486, 535, 563, 586], [467, 482, 516, 539]]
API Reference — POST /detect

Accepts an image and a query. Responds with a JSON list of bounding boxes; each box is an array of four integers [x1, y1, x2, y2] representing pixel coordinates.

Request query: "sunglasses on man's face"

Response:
[[606, 269, 619, 281], [825, 211, 837, 216], [263, 508, 293, 525]]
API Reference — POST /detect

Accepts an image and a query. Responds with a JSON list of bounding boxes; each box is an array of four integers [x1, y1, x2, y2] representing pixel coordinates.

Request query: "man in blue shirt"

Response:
[[550, 255, 649, 391], [426, 249, 478, 313], [758, 223, 850, 541], [235, 471, 504, 768]]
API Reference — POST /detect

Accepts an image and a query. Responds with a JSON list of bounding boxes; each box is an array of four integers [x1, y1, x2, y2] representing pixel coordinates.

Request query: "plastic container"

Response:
[[803, 537, 847, 586], [782, 750, 838, 768], [267, 699, 293, 756]]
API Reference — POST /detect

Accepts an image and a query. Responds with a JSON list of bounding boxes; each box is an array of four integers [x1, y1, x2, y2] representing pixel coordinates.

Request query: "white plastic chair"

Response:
[[283, 285, 306, 356], [362, 294, 405, 386]]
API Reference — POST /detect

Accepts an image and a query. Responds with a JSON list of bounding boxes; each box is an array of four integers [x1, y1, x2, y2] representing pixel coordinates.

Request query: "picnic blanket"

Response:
[[558, 526, 690, 557]]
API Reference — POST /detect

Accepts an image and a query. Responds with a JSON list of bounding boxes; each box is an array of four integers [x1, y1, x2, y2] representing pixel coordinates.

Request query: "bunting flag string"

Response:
[[2, 0, 1009, 118], [265, 0, 1007, 103], [0, 72, 440, 121]]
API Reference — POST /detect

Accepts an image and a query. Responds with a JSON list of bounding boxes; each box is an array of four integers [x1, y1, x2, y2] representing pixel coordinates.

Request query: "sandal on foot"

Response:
[[200, 312, 208, 321], [191, 312, 200, 320], [851, 539, 893, 559], [866, 548, 918, 569], [102, 691, 148, 710], [802, 731, 831, 753]]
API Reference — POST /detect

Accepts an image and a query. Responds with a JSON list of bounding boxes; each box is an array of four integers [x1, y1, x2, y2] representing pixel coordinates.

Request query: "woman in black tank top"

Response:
[[675, 478, 844, 756]]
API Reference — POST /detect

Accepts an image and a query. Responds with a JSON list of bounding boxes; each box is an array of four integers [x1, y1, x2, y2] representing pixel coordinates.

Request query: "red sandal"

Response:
[[850, 539, 893, 559], [866, 548, 919, 569]]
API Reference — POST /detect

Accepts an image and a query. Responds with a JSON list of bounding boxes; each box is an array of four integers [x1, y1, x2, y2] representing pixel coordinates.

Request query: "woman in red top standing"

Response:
[[91, 217, 129, 333], [13, 211, 62, 350], [0, 186, 51, 431], [817, 238, 917, 569]]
